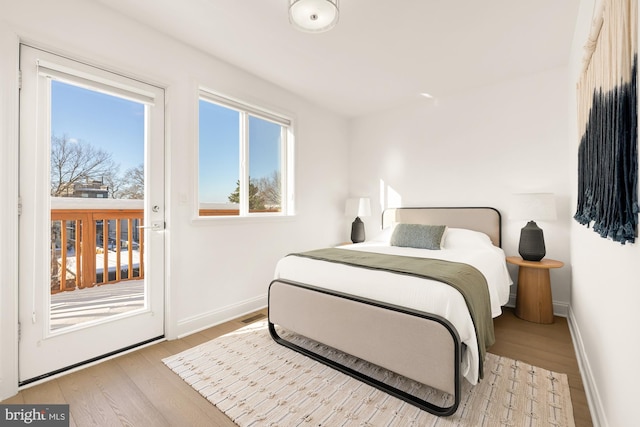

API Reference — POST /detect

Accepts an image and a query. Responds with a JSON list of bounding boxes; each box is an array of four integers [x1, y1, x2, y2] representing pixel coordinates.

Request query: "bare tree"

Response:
[[117, 164, 144, 199], [227, 172, 280, 211], [102, 165, 122, 198], [50, 134, 117, 196], [255, 171, 281, 208]]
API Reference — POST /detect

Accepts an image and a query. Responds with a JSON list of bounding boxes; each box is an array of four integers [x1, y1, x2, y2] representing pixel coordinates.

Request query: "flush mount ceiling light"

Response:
[[289, 0, 339, 33]]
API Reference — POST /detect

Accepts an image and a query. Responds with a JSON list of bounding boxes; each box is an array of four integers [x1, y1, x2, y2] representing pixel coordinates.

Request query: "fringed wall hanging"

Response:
[[575, 0, 638, 244]]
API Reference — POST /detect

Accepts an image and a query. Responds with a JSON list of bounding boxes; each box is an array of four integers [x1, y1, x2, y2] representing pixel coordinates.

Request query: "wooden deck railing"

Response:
[[51, 208, 144, 294]]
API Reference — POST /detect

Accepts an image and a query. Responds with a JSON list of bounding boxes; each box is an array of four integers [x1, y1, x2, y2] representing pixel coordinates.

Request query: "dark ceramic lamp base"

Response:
[[351, 217, 365, 243], [518, 221, 546, 261]]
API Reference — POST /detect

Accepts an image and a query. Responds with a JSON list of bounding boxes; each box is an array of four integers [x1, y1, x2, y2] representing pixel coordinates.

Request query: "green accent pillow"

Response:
[[390, 224, 447, 250]]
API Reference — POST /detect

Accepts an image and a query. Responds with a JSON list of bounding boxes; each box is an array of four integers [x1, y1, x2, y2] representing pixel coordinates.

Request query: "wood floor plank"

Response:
[[20, 379, 67, 404], [491, 308, 592, 427], [2, 307, 592, 427], [85, 360, 171, 426], [6, 384, 77, 426], [0, 393, 24, 404], [54, 368, 124, 426], [115, 350, 231, 426]]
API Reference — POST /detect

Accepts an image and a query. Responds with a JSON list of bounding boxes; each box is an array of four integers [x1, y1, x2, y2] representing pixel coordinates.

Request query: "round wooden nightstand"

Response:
[[506, 256, 564, 324]]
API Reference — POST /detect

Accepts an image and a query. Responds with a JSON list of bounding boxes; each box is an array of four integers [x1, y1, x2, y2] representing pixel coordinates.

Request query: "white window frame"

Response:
[[197, 89, 294, 218]]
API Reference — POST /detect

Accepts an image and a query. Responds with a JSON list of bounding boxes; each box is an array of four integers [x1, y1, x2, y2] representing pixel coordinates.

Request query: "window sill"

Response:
[[190, 214, 297, 226]]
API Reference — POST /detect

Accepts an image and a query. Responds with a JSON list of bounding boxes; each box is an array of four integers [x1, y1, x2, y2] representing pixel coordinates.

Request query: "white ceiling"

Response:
[[96, 0, 581, 118]]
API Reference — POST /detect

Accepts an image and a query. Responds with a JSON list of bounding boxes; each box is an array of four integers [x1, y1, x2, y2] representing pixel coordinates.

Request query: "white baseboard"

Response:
[[505, 293, 569, 317], [174, 295, 267, 339], [567, 305, 606, 427]]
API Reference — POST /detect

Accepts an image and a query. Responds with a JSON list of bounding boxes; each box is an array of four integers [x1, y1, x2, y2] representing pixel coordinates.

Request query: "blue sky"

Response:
[[51, 80, 144, 173], [198, 99, 281, 203], [51, 80, 281, 203], [198, 100, 239, 202]]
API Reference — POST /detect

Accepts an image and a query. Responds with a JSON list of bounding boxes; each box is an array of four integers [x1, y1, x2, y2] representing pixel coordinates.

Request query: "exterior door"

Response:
[[18, 45, 165, 384]]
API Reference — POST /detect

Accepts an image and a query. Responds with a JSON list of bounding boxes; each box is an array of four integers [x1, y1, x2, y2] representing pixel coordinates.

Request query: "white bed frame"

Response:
[[268, 207, 502, 416]]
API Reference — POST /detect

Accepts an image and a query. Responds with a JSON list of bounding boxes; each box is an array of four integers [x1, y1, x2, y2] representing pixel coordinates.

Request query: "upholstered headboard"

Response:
[[381, 207, 502, 247]]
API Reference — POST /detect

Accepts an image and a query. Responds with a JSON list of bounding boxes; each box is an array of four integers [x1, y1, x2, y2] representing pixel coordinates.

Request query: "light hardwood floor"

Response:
[[492, 308, 592, 427], [3, 307, 592, 426]]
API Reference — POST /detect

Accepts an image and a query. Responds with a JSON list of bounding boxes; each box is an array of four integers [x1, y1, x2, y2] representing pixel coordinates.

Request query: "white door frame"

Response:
[[17, 45, 166, 384], [0, 28, 21, 401]]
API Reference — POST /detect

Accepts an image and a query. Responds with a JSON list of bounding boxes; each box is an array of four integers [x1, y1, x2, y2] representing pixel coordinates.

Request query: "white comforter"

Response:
[[273, 228, 513, 385]]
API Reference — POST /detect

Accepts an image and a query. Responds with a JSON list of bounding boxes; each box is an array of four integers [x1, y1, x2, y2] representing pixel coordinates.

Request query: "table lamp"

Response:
[[510, 193, 557, 261], [345, 198, 371, 243]]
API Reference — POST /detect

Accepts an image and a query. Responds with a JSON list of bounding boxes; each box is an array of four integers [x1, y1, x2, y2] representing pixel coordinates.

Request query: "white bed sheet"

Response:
[[273, 239, 512, 385]]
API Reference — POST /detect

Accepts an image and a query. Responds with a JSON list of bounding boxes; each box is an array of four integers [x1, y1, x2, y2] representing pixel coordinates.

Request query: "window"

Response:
[[198, 91, 293, 217]]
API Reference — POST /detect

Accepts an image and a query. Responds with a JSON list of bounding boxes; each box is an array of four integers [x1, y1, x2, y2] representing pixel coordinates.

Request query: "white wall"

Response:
[[349, 69, 572, 311], [5, 4, 635, 424], [568, 1, 640, 425], [0, 0, 349, 399]]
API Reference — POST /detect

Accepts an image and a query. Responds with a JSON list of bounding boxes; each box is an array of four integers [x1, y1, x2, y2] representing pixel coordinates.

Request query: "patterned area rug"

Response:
[[163, 321, 575, 426]]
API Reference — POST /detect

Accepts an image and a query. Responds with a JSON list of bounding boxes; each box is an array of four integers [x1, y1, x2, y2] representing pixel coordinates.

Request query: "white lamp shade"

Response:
[[345, 198, 371, 217], [289, 0, 339, 33], [509, 193, 557, 221]]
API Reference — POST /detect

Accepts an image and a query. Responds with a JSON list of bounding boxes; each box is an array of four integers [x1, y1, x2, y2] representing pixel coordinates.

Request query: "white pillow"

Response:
[[369, 225, 395, 243], [443, 228, 493, 249]]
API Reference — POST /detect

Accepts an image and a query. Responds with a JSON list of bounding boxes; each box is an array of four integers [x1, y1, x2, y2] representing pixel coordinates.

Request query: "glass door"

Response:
[[18, 45, 165, 384]]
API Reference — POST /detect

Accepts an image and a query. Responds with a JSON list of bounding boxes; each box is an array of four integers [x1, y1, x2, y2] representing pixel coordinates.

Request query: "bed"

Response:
[[267, 207, 512, 416]]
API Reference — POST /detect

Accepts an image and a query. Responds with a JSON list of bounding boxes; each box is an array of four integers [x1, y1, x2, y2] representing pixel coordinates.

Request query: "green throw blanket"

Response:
[[288, 248, 494, 379]]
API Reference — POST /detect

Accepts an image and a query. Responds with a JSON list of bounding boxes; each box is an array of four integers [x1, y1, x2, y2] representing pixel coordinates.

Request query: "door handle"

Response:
[[137, 222, 165, 231]]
